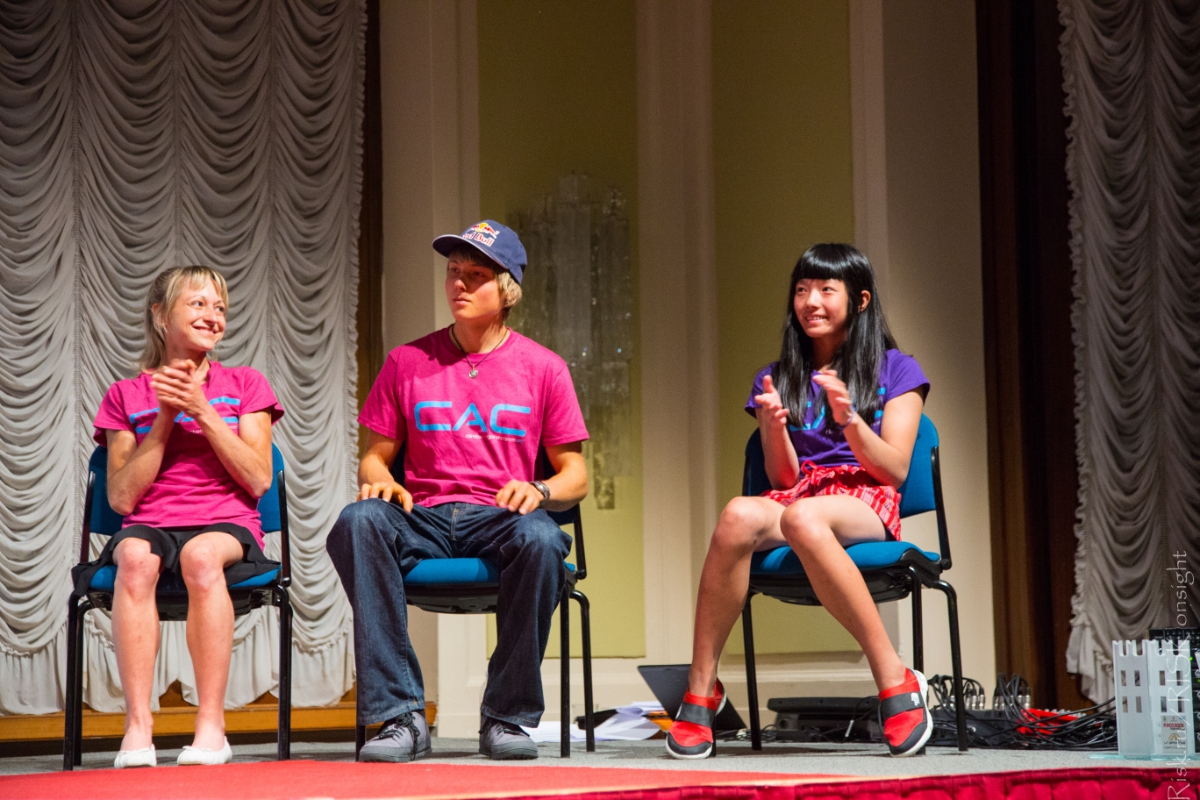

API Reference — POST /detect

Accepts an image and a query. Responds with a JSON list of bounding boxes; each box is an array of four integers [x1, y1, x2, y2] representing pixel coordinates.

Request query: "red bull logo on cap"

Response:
[[463, 222, 497, 246]]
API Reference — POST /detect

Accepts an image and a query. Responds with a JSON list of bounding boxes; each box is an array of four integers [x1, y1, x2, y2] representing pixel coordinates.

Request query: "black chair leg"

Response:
[[355, 723, 366, 758], [910, 575, 924, 673], [560, 589, 570, 758], [571, 590, 594, 752], [63, 599, 79, 771], [934, 579, 968, 751], [72, 600, 89, 767], [277, 589, 293, 761], [741, 594, 761, 751]]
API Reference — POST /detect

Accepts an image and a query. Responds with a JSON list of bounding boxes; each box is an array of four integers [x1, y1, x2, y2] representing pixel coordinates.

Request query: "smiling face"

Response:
[[445, 254, 504, 324], [158, 278, 226, 357]]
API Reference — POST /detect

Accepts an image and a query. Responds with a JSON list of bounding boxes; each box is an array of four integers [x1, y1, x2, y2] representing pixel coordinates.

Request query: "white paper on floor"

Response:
[[521, 704, 665, 743]]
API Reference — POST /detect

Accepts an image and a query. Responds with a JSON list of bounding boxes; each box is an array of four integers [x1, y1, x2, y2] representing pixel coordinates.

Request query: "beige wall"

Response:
[[374, 0, 995, 727], [880, 0, 995, 694], [477, 0, 646, 659]]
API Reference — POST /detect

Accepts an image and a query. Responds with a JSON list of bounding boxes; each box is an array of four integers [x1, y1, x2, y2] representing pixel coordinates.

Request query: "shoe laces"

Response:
[[381, 712, 419, 741], [485, 717, 525, 737]]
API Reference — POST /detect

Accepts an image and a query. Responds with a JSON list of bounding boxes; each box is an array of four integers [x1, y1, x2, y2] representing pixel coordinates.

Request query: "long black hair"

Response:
[[772, 243, 897, 432]]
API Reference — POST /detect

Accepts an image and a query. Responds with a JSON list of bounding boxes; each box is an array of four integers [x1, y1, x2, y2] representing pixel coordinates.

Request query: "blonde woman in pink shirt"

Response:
[[77, 266, 283, 768]]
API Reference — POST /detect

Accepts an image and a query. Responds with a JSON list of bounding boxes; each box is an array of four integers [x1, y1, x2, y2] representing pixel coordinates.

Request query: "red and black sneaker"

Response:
[[879, 668, 931, 757], [664, 679, 726, 759]]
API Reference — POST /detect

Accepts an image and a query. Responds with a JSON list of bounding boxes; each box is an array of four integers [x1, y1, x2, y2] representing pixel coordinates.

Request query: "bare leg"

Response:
[[779, 495, 907, 691], [179, 531, 244, 751], [112, 538, 163, 752], [687, 497, 787, 697]]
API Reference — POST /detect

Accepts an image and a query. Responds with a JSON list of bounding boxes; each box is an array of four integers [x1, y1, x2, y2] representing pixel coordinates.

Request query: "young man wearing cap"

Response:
[[327, 220, 589, 762]]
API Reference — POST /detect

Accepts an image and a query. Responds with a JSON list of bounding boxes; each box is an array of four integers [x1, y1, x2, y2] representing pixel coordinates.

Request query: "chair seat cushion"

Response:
[[88, 565, 280, 592], [405, 558, 500, 586], [750, 542, 940, 575], [403, 558, 577, 587]]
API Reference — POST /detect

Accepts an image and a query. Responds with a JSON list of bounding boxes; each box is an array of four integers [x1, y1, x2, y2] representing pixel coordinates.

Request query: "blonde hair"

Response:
[[447, 244, 523, 317], [139, 266, 229, 372]]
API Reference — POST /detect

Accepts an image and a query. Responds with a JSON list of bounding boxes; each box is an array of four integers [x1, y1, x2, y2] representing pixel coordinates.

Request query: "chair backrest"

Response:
[[897, 414, 938, 518], [87, 444, 286, 535]]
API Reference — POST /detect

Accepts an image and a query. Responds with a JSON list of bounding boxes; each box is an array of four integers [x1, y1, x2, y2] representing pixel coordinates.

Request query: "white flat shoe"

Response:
[[177, 737, 232, 766], [114, 745, 156, 768]]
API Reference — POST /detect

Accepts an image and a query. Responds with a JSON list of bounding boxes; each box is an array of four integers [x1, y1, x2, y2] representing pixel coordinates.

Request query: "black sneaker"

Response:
[[479, 716, 538, 760], [359, 712, 432, 763]]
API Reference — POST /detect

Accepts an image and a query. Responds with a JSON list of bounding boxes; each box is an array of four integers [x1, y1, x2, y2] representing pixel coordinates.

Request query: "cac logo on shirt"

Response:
[[414, 401, 530, 437]]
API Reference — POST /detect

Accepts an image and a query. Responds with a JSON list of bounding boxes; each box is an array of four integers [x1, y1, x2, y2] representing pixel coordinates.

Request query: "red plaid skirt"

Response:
[[762, 461, 902, 540]]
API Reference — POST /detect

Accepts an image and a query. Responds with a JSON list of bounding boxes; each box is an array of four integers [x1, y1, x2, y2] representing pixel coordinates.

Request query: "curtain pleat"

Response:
[[0, 0, 362, 715], [1060, 0, 1200, 702]]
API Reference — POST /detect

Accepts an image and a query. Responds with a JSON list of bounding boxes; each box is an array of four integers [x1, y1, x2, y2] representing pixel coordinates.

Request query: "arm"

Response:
[[495, 441, 588, 514], [754, 375, 801, 490], [106, 417, 173, 517], [152, 360, 273, 498], [356, 429, 413, 511], [814, 369, 924, 487]]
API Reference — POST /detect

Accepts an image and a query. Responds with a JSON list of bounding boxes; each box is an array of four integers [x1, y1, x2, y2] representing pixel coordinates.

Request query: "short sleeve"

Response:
[[540, 364, 589, 446], [745, 364, 776, 418], [93, 382, 133, 445], [882, 351, 930, 405], [359, 352, 404, 441], [239, 368, 284, 424]]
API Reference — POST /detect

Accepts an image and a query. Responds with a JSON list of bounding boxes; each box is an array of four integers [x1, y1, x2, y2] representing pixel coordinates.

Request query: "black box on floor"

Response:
[[768, 696, 880, 742], [1149, 627, 1200, 752]]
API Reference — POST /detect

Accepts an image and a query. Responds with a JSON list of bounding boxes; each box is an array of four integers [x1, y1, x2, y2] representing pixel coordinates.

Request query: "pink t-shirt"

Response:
[[360, 329, 589, 507], [93, 362, 284, 546]]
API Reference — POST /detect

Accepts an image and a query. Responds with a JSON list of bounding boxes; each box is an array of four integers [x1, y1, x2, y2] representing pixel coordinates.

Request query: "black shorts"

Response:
[[71, 523, 280, 597]]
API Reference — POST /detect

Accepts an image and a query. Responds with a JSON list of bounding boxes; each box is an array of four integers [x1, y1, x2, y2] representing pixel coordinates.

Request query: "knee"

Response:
[[114, 541, 159, 595], [512, 515, 571, 567], [779, 503, 831, 555], [328, 500, 390, 554], [711, 497, 762, 552], [179, 544, 227, 593]]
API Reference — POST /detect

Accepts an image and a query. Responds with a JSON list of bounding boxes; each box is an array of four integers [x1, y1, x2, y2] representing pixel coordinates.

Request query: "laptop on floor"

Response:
[[636, 664, 746, 732]]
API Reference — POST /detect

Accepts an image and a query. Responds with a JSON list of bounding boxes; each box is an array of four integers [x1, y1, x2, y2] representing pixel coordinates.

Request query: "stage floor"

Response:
[[0, 735, 1154, 777]]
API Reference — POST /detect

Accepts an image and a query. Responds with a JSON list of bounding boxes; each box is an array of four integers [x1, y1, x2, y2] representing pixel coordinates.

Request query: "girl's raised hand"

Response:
[[754, 374, 790, 429], [813, 369, 855, 426]]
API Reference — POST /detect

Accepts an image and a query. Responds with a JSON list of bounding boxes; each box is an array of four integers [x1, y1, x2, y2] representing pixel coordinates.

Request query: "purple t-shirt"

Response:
[[93, 362, 284, 546], [745, 349, 929, 468], [359, 329, 589, 507]]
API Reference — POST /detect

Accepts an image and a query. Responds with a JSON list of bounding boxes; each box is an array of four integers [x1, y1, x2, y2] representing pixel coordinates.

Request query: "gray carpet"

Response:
[[0, 737, 1153, 778]]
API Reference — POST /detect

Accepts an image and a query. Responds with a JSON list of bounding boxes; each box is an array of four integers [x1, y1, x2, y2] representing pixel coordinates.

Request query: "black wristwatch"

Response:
[[530, 480, 551, 505]]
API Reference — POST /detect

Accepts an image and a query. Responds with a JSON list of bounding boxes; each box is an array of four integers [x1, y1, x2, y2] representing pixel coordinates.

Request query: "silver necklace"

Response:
[[449, 325, 509, 379]]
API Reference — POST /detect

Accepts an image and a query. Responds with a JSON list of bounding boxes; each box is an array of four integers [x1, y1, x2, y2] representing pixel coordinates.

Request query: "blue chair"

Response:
[[739, 414, 968, 751], [63, 445, 294, 770], [353, 448, 595, 758]]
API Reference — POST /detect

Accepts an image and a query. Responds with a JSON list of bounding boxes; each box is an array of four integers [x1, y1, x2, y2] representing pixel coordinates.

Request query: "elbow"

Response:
[[109, 495, 134, 517], [249, 477, 272, 500]]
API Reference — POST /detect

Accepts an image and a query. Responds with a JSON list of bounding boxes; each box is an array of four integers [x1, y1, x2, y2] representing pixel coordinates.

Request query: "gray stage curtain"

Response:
[[1059, 0, 1200, 701], [0, 0, 363, 714]]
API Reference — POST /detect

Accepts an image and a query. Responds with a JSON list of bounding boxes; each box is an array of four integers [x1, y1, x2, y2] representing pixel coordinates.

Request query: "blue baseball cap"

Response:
[[432, 220, 528, 284]]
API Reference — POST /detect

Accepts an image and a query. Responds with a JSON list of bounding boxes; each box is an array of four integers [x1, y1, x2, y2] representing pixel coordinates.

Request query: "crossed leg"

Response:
[[686, 493, 904, 699], [778, 494, 905, 691]]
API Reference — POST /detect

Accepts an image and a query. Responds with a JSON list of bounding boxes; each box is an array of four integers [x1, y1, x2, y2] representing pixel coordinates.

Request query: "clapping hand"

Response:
[[754, 375, 790, 429], [150, 359, 208, 419], [813, 369, 855, 426]]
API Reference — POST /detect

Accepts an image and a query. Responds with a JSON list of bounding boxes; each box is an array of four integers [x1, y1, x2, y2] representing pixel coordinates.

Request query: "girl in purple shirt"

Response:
[[667, 244, 932, 760], [80, 267, 283, 768]]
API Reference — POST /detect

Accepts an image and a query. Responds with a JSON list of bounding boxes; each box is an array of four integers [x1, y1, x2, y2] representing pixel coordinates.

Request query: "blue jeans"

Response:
[[326, 499, 572, 728]]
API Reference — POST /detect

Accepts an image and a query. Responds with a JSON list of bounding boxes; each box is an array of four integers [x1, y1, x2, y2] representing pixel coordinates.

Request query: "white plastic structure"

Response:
[[1113, 639, 1196, 758]]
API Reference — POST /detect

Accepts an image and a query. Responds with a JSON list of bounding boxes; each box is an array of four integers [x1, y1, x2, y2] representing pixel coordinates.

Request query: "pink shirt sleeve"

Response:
[[238, 368, 285, 424], [540, 364, 589, 446], [93, 382, 133, 445], [359, 352, 405, 443]]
